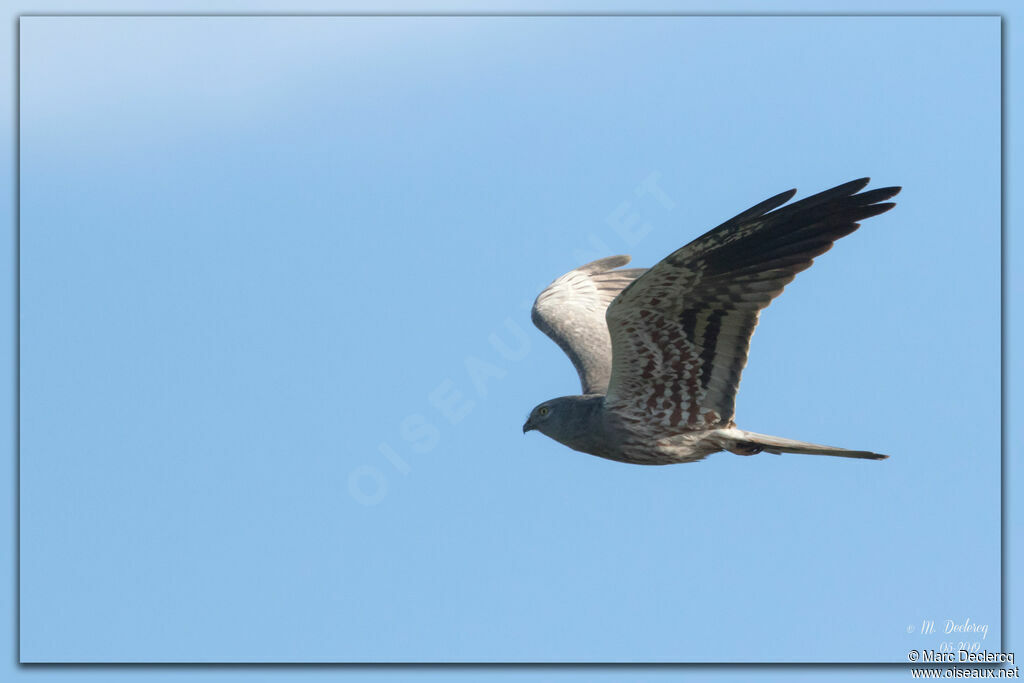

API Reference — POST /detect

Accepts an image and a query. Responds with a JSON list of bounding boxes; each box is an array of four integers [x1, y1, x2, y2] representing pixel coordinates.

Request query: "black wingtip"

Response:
[[770, 178, 873, 216], [852, 185, 901, 202], [775, 188, 799, 203], [858, 201, 898, 218], [836, 177, 872, 194], [876, 185, 902, 199], [727, 188, 797, 226]]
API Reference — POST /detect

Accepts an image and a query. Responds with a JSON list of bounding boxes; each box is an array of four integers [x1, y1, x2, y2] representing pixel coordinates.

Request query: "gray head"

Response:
[[522, 395, 607, 457]]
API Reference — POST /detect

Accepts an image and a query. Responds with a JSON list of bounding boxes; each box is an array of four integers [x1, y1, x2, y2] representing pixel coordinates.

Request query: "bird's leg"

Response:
[[727, 441, 765, 456]]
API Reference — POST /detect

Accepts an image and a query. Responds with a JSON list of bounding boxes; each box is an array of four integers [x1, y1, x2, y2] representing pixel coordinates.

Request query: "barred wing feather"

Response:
[[603, 178, 900, 431]]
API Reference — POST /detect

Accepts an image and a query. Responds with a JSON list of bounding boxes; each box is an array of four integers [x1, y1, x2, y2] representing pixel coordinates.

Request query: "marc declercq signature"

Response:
[[904, 617, 1018, 667]]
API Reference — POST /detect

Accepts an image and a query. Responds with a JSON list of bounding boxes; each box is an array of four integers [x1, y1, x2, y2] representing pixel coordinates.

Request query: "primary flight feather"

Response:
[[523, 178, 899, 465]]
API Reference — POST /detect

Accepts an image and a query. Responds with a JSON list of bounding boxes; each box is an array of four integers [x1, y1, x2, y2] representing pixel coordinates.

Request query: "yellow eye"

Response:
[[538, 406, 550, 417]]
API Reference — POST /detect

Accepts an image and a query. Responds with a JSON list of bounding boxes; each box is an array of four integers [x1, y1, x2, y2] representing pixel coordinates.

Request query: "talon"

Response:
[[728, 442, 764, 456]]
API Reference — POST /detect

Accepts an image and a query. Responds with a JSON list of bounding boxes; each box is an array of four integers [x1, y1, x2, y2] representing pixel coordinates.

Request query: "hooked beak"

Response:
[[522, 419, 534, 434]]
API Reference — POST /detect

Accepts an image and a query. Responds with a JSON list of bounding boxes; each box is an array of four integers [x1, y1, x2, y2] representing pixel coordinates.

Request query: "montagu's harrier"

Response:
[[523, 178, 899, 465]]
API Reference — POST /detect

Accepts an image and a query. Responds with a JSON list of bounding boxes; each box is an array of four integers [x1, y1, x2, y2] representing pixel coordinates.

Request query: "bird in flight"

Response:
[[523, 178, 899, 465]]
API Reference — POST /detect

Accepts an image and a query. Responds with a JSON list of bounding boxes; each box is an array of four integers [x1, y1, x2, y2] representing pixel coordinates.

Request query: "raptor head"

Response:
[[522, 400, 557, 434], [522, 395, 605, 449]]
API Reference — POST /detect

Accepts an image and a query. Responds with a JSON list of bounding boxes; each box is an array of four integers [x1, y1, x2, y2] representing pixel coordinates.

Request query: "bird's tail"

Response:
[[734, 430, 889, 461]]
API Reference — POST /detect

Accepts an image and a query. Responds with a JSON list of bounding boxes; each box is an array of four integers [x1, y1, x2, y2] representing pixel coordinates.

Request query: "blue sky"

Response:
[[2, 1, 1017, 682]]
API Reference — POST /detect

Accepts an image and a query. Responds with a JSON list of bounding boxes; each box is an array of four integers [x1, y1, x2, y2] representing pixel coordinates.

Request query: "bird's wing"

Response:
[[532, 255, 647, 395], [603, 178, 900, 430]]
